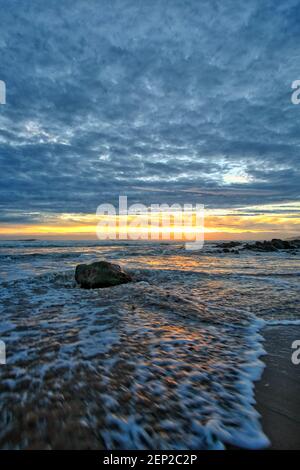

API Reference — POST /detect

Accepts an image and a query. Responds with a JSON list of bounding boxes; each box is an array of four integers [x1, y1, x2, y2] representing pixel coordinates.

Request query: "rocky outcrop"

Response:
[[216, 238, 300, 254], [75, 261, 132, 289], [243, 239, 299, 252]]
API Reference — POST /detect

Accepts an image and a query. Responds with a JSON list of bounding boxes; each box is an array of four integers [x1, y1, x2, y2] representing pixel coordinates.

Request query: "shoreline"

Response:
[[255, 325, 300, 450]]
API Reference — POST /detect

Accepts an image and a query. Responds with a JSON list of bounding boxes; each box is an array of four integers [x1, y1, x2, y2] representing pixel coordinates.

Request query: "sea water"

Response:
[[0, 239, 299, 449]]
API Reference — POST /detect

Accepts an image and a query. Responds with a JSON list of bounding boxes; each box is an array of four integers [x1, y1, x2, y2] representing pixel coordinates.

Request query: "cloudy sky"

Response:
[[0, 0, 300, 239]]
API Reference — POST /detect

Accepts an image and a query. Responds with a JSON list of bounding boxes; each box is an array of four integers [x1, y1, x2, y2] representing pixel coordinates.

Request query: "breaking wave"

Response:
[[0, 241, 299, 449]]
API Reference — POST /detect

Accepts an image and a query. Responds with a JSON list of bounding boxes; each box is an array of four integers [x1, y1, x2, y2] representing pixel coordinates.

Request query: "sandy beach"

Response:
[[0, 240, 299, 449], [255, 325, 300, 450]]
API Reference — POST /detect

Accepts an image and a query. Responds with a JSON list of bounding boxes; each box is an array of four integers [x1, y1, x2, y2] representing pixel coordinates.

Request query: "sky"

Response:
[[0, 0, 300, 240]]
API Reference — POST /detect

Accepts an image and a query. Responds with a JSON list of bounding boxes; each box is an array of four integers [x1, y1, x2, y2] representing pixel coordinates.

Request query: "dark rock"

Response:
[[261, 241, 277, 251], [75, 261, 132, 289], [271, 239, 285, 249], [243, 238, 298, 252], [282, 240, 295, 249]]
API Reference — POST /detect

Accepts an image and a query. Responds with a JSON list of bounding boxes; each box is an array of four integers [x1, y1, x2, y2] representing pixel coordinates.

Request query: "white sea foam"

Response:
[[0, 241, 299, 449]]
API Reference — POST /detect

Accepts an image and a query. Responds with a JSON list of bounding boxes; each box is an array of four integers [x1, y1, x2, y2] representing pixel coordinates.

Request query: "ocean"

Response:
[[0, 239, 299, 449]]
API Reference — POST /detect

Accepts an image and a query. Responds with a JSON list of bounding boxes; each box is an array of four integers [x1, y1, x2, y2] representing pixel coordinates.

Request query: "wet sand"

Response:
[[255, 325, 300, 450]]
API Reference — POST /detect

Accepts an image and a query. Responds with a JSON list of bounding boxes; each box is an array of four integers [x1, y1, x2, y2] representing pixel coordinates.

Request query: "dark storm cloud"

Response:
[[0, 0, 300, 223]]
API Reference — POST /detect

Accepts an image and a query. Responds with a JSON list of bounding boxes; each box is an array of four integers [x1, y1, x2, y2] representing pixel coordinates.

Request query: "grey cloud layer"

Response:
[[0, 0, 300, 222]]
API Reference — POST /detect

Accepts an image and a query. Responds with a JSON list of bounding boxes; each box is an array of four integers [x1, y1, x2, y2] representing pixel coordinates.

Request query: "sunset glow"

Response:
[[1, 0, 300, 454], [1, 203, 299, 240]]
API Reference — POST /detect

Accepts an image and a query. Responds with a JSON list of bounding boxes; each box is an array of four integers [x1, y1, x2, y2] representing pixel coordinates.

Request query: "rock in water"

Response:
[[75, 261, 132, 289], [243, 238, 298, 252]]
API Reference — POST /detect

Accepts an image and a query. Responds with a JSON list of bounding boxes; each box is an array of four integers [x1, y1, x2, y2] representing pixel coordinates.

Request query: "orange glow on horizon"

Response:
[[0, 208, 300, 240]]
